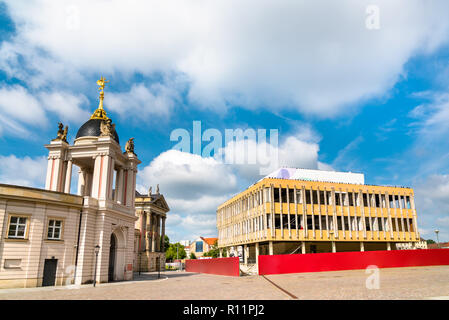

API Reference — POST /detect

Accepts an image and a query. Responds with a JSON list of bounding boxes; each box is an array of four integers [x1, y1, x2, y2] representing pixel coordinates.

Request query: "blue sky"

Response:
[[1, 1, 449, 243]]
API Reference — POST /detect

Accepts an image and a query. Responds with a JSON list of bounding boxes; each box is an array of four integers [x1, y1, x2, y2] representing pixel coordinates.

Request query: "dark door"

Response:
[[42, 259, 58, 286], [108, 234, 116, 282]]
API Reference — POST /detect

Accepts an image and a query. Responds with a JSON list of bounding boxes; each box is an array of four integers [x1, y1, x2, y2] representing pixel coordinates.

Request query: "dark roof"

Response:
[[76, 119, 119, 143]]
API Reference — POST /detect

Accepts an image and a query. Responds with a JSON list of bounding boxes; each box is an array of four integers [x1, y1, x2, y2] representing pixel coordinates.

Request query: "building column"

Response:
[[77, 168, 86, 196], [331, 241, 336, 253], [151, 214, 157, 252], [139, 211, 146, 252], [226, 247, 230, 257], [116, 168, 124, 203], [268, 241, 273, 255], [255, 242, 260, 267], [161, 216, 166, 251], [156, 215, 161, 252], [301, 241, 306, 254], [64, 159, 73, 193], [219, 248, 223, 258], [387, 242, 391, 251], [244, 244, 249, 264], [360, 241, 365, 252]]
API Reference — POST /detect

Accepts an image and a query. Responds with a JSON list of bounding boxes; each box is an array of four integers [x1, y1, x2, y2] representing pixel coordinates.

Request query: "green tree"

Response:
[[190, 252, 197, 259], [161, 235, 170, 252], [203, 240, 222, 258], [165, 243, 186, 262], [426, 239, 436, 244]]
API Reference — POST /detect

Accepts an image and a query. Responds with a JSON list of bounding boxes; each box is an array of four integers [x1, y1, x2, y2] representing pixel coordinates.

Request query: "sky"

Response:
[[1, 0, 449, 243]]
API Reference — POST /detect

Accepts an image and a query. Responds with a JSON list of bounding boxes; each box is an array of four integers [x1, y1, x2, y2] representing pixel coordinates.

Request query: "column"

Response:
[[157, 215, 161, 251], [116, 168, 124, 204], [279, 186, 283, 239], [360, 241, 365, 252], [287, 186, 291, 238], [269, 241, 273, 255], [151, 214, 157, 252], [387, 242, 391, 251], [140, 211, 146, 252], [302, 186, 307, 238], [294, 186, 299, 239], [146, 210, 153, 252], [255, 242, 259, 267], [219, 248, 223, 258], [301, 241, 306, 254], [318, 188, 323, 239], [64, 159, 73, 193], [161, 216, 166, 251], [332, 240, 336, 253], [77, 169, 86, 196]]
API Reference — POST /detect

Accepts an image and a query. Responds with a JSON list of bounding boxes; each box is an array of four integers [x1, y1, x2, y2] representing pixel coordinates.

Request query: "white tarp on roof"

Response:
[[263, 168, 364, 185]]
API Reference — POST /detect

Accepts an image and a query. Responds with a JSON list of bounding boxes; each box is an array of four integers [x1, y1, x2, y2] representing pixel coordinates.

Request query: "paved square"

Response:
[[0, 266, 448, 300]]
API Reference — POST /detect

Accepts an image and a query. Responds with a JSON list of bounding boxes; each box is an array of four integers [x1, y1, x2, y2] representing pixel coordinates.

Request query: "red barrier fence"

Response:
[[185, 257, 240, 276], [258, 249, 449, 275]]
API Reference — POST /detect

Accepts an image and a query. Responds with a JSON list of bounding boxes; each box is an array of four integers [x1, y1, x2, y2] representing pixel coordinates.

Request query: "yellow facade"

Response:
[[217, 178, 419, 252]]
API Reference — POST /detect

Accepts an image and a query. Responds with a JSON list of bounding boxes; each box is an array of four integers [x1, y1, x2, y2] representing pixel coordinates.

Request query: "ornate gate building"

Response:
[[0, 78, 164, 288]]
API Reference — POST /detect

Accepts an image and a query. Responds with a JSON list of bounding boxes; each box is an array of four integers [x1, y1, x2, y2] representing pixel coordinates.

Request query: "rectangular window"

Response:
[[8, 216, 28, 239], [348, 193, 354, 206], [47, 220, 63, 240], [195, 241, 203, 252], [305, 190, 312, 204]]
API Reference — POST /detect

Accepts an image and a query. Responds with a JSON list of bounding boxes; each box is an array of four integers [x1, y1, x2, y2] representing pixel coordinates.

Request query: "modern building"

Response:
[[188, 237, 218, 258], [216, 167, 421, 265], [133, 188, 169, 272], [0, 78, 166, 288]]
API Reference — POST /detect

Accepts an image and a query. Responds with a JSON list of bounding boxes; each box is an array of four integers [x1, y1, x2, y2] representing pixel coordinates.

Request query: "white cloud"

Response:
[[107, 82, 181, 119], [3, 0, 449, 116], [0, 85, 91, 138], [217, 129, 328, 183], [0, 86, 47, 132], [138, 149, 238, 199], [0, 155, 47, 188], [39, 91, 90, 124]]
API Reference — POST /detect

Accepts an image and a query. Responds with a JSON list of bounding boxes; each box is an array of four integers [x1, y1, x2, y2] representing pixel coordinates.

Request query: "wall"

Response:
[[258, 249, 449, 275], [185, 257, 239, 276]]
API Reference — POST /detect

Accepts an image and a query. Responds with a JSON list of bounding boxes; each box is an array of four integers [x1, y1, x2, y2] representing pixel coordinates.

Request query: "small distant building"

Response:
[[134, 189, 169, 272], [428, 242, 449, 249], [180, 240, 191, 256], [189, 237, 218, 258]]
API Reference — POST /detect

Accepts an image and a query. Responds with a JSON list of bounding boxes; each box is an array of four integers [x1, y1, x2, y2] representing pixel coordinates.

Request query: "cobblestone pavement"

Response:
[[0, 266, 448, 300]]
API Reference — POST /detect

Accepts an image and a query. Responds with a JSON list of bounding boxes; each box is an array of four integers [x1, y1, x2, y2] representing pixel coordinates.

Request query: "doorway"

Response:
[[108, 233, 117, 282], [42, 259, 58, 286]]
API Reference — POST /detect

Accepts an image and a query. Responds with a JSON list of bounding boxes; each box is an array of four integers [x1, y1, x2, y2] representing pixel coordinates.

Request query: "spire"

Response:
[[90, 76, 110, 120]]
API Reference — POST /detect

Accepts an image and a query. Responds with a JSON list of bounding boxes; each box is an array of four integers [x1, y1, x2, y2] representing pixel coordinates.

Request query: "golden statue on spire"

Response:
[[91, 76, 110, 120]]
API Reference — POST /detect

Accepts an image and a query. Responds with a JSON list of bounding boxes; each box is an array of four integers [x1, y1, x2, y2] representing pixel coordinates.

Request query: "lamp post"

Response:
[[435, 229, 440, 249], [138, 251, 142, 276], [93, 245, 100, 287]]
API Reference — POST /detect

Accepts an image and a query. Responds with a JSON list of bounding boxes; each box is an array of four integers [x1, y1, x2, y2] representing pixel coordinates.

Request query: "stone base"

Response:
[[134, 251, 165, 272]]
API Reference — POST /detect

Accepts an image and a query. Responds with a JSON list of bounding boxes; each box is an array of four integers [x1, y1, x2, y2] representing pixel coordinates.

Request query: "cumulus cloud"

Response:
[[0, 85, 91, 138], [137, 130, 330, 241], [107, 82, 182, 119], [3, 0, 449, 116], [0, 155, 47, 188]]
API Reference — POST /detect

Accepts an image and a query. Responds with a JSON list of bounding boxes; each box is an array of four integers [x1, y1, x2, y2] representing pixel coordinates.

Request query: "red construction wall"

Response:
[[185, 257, 240, 276], [258, 249, 449, 275]]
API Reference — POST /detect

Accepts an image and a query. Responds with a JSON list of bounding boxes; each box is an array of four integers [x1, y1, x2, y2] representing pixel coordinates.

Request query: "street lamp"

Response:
[[435, 229, 440, 249], [138, 251, 142, 276], [93, 245, 100, 287]]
